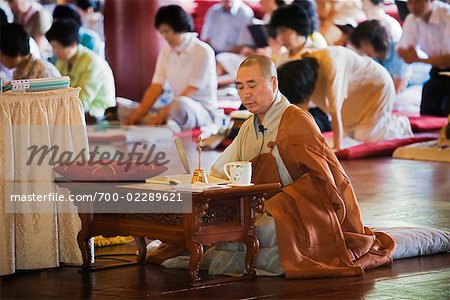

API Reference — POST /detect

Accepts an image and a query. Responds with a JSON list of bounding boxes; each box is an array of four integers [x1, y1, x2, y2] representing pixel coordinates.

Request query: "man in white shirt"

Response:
[[397, 0, 450, 117], [201, 0, 254, 53], [126, 5, 218, 130]]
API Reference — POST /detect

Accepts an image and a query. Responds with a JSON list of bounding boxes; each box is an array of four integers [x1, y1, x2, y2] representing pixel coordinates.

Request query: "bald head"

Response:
[[236, 55, 278, 122], [239, 54, 277, 79]]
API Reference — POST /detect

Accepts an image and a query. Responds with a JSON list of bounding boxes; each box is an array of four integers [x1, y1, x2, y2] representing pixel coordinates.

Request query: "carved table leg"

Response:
[[134, 236, 146, 264], [245, 235, 259, 277], [77, 213, 93, 270], [189, 242, 204, 283]]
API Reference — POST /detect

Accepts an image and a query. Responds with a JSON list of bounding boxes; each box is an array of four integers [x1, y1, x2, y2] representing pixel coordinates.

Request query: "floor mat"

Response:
[[393, 140, 450, 163], [334, 135, 437, 160], [408, 115, 447, 132]]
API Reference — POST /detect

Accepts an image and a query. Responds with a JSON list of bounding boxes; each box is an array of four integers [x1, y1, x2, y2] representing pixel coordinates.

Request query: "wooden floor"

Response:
[[1, 157, 449, 299]]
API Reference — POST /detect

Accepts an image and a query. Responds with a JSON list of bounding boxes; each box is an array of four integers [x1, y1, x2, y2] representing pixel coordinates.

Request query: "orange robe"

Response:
[[253, 105, 396, 278]]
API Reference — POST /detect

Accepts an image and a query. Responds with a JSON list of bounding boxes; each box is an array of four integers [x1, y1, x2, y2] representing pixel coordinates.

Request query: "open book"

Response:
[[146, 174, 229, 185], [175, 182, 230, 192]]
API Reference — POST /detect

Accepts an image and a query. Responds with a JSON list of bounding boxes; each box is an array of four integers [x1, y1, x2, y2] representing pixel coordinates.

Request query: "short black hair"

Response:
[[292, 0, 319, 31], [349, 20, 390, 55], [0, 23, 30, 57], [369, 0, 384, 5], [277, 57, 319, 105], [53, 4, 82, 27], [154, 5, 193, 33], [45, 19, 80, 47], [270, 4, 312, 37]]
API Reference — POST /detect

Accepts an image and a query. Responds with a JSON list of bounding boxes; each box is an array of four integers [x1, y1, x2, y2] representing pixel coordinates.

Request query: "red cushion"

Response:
[[223, 107, 238, 115], [408, 116, 448, 132], [384, 3, 402, 24], [54, 160, 168, 182], [335, 136, 437, 160]]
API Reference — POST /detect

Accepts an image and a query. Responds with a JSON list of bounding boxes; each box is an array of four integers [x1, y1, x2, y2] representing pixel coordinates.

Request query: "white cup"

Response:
[[223, 161, 252, 185]]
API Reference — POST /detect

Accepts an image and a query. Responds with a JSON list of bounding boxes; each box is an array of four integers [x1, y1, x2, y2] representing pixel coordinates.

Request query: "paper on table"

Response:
[[175, 182, 230, 192], [146, 174, 229, 185], [116, 183, 175, 191]]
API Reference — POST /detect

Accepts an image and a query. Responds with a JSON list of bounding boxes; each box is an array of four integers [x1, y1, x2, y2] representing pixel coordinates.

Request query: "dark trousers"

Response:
[[309, 107, 331, 132], [420, 67, 450, 117]]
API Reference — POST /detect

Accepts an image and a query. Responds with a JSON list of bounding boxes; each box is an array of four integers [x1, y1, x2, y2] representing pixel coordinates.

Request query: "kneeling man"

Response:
[[210, 55, 396, 278]]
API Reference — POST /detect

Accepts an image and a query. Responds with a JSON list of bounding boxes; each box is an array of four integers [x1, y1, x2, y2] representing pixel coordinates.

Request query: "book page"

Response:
[[146, 174, 229, 185]]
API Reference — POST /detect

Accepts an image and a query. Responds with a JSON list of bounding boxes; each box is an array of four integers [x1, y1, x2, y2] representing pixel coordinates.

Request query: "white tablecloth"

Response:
[[0, 88, 89, 275]]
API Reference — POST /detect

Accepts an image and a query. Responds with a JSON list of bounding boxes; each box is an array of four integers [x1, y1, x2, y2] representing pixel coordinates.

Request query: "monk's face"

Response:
[[236, 64, 277, 116]]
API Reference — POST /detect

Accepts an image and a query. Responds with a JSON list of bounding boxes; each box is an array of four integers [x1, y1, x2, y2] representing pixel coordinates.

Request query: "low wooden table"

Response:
[[57, 182, 281, 285]]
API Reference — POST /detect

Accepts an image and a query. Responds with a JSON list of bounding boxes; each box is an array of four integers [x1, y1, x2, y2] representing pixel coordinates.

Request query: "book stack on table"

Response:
[[2, 76, 70, 92]]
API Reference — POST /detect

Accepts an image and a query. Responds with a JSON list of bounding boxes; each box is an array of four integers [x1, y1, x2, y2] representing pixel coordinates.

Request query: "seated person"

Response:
[[52, 4, 104, 57], [277, 57, 331, 132], [201, 0, 254, 54], [349, 20, 411, 93], [292, 0, 328, 48], [74, 0, 104, 40], [269, 4, 325, 66], [240, 0, 327, 57], [213, 2, 327, 89], [270, 4, 332, 131], [316, 0, 365, 46], [270, 4, 413, 150], [0, 8, 40, 81], [210, 55, 396, 278], [45, 19, 116, 120], [0, 23, 60, 80], [126, 5, 217, 130], [397, 0, 450, 117], [9, 0, 53, 58]]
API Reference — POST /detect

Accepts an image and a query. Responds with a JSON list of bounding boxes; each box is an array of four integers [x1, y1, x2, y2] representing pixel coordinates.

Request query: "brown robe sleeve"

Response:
[[265, 106, 396, 278]]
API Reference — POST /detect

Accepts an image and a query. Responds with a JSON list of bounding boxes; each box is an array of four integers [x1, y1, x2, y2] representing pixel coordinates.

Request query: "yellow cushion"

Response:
[[94, 235, 134, 247]]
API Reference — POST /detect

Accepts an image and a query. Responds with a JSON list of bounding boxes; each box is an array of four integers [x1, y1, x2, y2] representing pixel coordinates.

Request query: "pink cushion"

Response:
[[408, 116, 448, 132], [335, 136, 437, 160], [174, 128, 202, 138], [54, 160, 168, 182], [322, 131, 333, 139]]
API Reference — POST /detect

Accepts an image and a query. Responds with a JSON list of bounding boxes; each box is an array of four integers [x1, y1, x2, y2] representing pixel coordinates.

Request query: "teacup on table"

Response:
[[223, 161, 253, 186]]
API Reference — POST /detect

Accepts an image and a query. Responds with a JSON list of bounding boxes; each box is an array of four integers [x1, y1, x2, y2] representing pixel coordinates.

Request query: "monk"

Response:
[[210, 54, 396, 278]]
